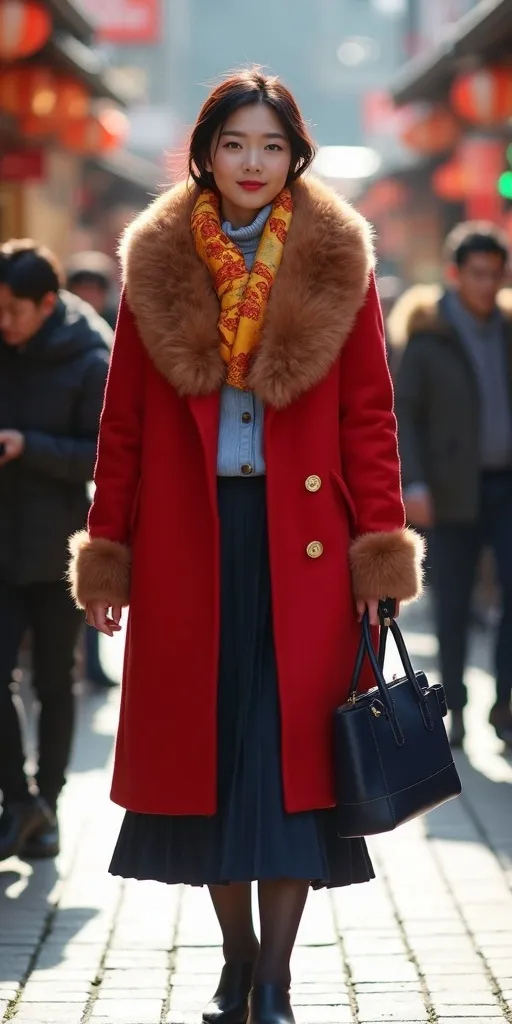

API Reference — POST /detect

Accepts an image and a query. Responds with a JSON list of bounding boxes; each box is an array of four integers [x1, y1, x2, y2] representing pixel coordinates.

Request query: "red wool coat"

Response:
[[69, 176, 423, 816]]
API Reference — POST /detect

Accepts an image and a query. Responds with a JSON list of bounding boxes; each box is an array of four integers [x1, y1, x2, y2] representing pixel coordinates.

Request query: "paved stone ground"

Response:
[[1, 597, 512, 1024]]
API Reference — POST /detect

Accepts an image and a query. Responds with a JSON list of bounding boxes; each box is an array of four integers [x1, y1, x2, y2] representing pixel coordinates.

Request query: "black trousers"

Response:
[[429, 469, 512, 711], [0, 580, 83, 809]]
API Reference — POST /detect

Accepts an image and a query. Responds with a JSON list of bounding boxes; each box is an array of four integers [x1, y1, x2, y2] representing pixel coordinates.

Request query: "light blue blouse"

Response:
[[217, 205, 271, 477]]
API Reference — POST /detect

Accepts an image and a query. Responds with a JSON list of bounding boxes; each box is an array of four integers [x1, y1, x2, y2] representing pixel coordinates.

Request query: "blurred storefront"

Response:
[[75, 149, 158, 257], [0, 0, 157, 258], [360, 0, 512, 283], [74, 0, 175, 166]]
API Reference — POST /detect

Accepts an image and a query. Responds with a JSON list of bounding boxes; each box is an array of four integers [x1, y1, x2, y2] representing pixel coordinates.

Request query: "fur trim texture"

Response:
[[67, 531, 131, 609], [119, 176, 374, 408], [387, 284, 512, 350], [349, 528, 425, 604], [386, 284, 444, 349]]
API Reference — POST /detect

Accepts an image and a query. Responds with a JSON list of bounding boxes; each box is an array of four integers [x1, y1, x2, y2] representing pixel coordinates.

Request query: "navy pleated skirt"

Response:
[[109, 477, 374, 889]]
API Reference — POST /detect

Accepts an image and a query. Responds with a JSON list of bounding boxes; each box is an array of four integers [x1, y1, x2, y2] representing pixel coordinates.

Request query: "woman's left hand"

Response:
[[356, 599, 401, 625]]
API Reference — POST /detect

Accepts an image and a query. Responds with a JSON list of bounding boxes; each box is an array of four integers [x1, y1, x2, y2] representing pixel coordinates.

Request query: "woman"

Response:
[[69, 70, 423, 1024]]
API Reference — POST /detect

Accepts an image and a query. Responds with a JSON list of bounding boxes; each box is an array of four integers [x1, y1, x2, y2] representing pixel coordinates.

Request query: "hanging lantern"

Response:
[[0, 0, 51, 59], [58, 108, 129, 154], [0, 69, 90, 122], [53, 77, 90, 120], [0, 66, 57, 117], [451, 67, 512, 125], [459, 138, 505, 196], [20, 113, 58, 136], [432, 161, 467, 202], [401, 105, 461, 155]]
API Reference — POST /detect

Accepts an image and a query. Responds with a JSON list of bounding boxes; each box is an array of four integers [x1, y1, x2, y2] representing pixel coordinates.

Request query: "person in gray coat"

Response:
[[0, 239, 110, 860], [391, 224, 512, 748]]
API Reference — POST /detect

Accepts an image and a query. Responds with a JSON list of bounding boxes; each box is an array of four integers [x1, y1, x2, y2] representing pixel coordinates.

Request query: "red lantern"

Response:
[[0, 0, 51, 60], [432, 161, 467, 202], [53, 77, 90, 120], [459, 138, 505, 221], [20, 114, 58, 136], [0, 69, 90, 124], [401, 105, 461, 154], [459, 138, 505, 196], [451, 67, 512, 125], [0, 66, 57, 117], [59, 109, 129, 155]]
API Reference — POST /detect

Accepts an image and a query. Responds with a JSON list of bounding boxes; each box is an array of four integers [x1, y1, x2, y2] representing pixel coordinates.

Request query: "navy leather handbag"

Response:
[[333, 600, 461, 838]]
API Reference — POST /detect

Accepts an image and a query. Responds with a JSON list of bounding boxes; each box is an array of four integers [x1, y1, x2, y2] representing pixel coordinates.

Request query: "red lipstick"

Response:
[[238, 181, 265, 191]]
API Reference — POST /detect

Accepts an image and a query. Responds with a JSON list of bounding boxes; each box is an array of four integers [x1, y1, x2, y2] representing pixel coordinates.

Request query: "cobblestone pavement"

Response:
[[1, 598, 512, 1024]]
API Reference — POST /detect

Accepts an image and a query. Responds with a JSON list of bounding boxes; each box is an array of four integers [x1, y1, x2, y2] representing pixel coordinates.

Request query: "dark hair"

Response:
[[444, 221, 509, 268], [67, 269, 110, 292], [188, 68, 316, 190], [0, 239, 63, 302], [66, 250, 116, 291]]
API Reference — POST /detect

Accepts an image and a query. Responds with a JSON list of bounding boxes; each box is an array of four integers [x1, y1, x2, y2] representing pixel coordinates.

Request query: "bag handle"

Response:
[[347, 599, 432, 735]]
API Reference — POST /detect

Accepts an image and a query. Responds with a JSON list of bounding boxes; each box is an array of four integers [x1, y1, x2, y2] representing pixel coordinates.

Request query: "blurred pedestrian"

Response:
[[66, 250, 118, 328], [69, 70, 422, 1024], [392, 223, 512, 748], [67, 252, 119, 691], [0, 240, 110, 860]]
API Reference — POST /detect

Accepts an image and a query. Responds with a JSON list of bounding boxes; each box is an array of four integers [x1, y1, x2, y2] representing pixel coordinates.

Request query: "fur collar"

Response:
[[120, 176, 374, 408], [387, 284, 512, 350]]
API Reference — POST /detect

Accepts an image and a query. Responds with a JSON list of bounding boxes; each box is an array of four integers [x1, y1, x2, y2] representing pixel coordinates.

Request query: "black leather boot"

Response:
[[0, 797, 53, 861], [203, 962, 254, 1024], [248, 984, 295, 1024], [489, 704, 512, 746], [21, 813, 60, 859]]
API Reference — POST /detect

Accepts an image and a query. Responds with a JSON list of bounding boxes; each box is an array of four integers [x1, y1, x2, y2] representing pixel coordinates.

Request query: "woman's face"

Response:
[[209, 103, 292, 225]]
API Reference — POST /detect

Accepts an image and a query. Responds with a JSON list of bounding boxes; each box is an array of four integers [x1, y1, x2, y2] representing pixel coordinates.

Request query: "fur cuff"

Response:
[[67, 531, 131, 609], [349, 528, 425, 603]]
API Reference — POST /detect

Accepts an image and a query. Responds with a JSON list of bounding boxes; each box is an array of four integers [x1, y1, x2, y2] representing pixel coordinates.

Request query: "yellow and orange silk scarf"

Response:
[[191, 187, 293, 390]]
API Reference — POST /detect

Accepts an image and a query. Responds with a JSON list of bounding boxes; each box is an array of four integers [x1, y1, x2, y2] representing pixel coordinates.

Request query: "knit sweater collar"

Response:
[[221, 204, 272, 249]]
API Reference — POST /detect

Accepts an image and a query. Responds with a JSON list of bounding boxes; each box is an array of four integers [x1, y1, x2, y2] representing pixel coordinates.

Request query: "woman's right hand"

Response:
[[85, 601, 123, 637]]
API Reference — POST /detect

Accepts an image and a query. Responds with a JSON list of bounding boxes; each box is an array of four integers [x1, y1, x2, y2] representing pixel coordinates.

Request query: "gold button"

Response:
[[305, 474, 322, 492], [241, 463, 253, 475], [241, 412, 252, 424], [306, 541, 324, 559]]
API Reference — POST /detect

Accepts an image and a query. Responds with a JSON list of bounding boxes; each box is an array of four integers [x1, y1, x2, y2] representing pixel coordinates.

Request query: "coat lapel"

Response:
[[120, 176, 374, 409]]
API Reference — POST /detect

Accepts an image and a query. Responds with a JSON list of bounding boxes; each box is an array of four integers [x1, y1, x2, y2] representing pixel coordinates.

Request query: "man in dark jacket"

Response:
[[393, 224, 512, 748], [0, 240, 110, 859]]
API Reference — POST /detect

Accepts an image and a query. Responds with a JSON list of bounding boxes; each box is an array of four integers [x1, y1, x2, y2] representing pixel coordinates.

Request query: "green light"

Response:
[[498, 171, 512, 199]]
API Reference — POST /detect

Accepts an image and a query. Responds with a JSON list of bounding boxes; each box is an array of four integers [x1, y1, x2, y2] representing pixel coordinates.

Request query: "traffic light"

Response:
[[498, 172, 512, 200]]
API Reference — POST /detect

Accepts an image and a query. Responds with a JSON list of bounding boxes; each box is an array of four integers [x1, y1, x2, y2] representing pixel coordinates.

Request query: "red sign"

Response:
[[77, 0, 159, 44], [0, 148, 44, 182]]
